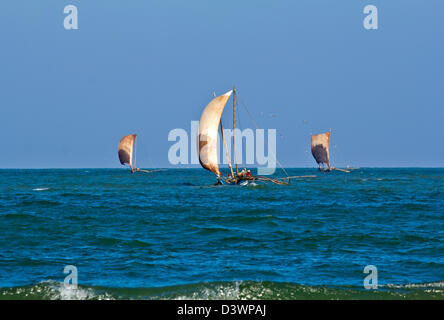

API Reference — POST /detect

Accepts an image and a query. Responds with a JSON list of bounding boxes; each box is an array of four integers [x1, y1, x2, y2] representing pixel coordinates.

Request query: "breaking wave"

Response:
[[1, 280, 443, 300]]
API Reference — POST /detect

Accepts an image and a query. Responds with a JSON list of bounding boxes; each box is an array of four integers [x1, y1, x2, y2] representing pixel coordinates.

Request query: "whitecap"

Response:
[[39, 280, 113, 300], [33, 188, 49, 191]]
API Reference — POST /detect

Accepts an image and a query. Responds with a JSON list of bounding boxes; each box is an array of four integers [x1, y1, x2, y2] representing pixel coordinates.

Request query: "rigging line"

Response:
[[333, 136, 348, 168], [220, 119, 234, 177], [236, 96, 244, 166], [237, 91, 288, 177], [134, 135, 137, 170], [236, 91, 289, 178], [233, 87, 239, 174]]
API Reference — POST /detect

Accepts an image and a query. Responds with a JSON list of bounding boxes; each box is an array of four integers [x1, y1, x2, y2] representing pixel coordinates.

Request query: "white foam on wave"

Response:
[[173, 281, 246, 300], [33, 188, 49, 191], [39, 280, 114, 300], [386, 281, 444, 289], [384, 281, 444, 292]]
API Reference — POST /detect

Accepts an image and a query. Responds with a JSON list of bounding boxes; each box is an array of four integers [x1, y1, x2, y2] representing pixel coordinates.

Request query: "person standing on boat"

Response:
[[131, 167, 140, 174], [214, 177, 222, 185]]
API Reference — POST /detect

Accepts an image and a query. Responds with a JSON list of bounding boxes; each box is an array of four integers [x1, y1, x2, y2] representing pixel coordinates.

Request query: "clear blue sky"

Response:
[[1, 0, 443, 168]]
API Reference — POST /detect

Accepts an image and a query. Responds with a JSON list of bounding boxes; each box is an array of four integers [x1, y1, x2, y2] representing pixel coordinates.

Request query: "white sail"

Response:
[[198, 90, 232, 175], [118, 134, 136, 168]]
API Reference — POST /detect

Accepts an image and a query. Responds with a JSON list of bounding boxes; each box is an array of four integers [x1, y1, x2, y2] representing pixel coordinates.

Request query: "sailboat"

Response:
[[311, 132, 331, 171], [311, 131, 350, 172], [118, 134, 156, 174], [118, 134, 138, 173], [198, 87, 290, 185]]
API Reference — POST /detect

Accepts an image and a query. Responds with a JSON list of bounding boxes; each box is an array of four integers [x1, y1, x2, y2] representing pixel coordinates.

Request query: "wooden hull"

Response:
[[217, 179, 249, 186]]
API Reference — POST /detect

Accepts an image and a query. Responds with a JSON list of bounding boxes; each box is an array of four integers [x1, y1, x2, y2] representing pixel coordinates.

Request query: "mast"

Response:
[[233, 86, 239, 175], [134, 136, 137, 170], [220, 121, 234, 177]]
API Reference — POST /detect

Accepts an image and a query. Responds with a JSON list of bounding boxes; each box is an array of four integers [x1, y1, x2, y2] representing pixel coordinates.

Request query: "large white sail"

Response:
[[198, 90, 232, 176]]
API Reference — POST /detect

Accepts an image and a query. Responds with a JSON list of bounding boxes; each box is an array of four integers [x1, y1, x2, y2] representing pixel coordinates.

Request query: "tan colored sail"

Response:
[[311, 132, 330, 166], [118, 134, 136, 168], [198, 90, 232, 176]]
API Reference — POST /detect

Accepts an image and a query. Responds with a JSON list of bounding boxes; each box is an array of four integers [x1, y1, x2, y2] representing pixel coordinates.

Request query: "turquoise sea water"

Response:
[[0, 168, 442, 299]]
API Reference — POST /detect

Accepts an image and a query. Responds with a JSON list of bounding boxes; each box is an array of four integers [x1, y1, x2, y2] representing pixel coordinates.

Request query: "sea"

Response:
[[0, 168, 442, 300]]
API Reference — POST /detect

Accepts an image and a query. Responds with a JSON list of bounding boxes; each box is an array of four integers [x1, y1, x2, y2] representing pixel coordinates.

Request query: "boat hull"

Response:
[[217, 178, 250, 186]]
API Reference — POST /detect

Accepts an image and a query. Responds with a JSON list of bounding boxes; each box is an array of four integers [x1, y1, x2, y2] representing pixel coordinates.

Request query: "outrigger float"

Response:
[[198, 87, 310, 185], [118, 134, 162, 174]]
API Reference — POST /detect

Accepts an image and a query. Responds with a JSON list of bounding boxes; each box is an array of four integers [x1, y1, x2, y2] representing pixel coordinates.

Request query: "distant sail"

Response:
[[118, 134, 136, 168], [198, 90, 232, 175], [311, 132, 330, 167]]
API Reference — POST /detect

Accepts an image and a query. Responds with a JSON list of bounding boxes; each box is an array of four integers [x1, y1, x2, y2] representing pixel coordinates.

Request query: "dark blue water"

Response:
[[0, 168, 442, 299]]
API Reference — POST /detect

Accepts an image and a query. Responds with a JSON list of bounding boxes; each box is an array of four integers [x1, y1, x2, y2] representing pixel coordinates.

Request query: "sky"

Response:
[[0, 0, 443, 168]]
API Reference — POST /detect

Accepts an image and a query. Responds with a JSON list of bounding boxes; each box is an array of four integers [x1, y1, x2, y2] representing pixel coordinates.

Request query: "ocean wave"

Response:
[[384, 281, 444, 289], [1, 280, 443, 300], [33, 188, 49, 191], [0, 280, 113, 300], [18, 199, 61, 207]]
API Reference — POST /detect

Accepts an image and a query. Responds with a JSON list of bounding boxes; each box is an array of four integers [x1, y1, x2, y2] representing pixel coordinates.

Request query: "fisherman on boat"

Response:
[[214, 176, 223, 185], [241, 168, 253, 179]]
